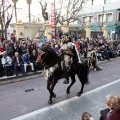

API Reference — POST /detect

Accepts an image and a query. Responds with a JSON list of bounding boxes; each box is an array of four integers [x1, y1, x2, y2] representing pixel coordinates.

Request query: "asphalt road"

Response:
[[0, 59, 120, 120]]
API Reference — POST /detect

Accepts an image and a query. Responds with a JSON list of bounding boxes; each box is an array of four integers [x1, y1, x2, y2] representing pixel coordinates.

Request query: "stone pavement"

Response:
[[11, 79, 120, 120], [0, 58, 120, 120]]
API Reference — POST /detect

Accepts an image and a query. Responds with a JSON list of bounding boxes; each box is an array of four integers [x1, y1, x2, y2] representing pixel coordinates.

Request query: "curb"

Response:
[[0, 71, 44, 86], [98, 57, 120, 65]]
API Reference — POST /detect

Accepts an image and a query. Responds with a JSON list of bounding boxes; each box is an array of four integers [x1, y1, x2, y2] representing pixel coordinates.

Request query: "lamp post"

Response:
[[114, 23, 118, 40]]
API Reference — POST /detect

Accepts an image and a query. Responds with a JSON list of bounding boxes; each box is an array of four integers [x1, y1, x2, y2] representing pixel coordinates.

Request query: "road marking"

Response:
[[11, 78, 120, 120]]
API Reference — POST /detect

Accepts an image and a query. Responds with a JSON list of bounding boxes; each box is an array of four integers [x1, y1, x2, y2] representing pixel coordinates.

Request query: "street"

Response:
[[0, 59, 120, 120]]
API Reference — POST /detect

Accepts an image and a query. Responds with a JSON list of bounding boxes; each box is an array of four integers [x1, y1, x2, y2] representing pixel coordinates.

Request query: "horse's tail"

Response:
[[78, 61, 89, 84]]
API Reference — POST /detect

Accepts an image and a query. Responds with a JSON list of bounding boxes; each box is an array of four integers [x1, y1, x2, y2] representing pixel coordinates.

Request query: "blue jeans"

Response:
[[14, 64, 24, 75]]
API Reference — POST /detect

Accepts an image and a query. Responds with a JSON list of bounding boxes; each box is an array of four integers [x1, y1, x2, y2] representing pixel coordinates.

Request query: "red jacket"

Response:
[[0, 47, 3, 52], [105, 111, 120, 120]]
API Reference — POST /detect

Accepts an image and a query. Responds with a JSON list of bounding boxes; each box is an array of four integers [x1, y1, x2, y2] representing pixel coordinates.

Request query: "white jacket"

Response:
[[1, 56, 12, 65]]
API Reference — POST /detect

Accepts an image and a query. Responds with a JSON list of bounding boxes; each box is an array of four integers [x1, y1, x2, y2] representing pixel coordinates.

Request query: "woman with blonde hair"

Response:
[[105, 94, 120, 120]]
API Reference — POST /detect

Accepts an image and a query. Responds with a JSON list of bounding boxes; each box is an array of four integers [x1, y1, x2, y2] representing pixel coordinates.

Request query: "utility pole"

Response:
[[102, 6, 104, 28], [54, 0, 56, 39]]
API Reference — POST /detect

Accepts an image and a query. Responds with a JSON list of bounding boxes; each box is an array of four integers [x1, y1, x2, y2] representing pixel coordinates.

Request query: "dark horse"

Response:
[[40, 46, 89, 104]]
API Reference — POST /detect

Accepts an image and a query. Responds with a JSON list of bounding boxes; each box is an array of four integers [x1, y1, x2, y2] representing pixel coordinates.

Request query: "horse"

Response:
[[40, 46, 89, 104]]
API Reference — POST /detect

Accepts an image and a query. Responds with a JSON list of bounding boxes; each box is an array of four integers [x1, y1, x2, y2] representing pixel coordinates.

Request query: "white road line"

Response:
[[11, 78, 120, 120]]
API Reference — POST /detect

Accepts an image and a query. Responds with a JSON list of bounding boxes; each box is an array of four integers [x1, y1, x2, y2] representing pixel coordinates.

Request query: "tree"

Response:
[[12, 0, 18, 23], [39, 0, 48, 21], [0, 2, 12, 40], [27, 0, 32, 23], [39, 0, 87, 25]]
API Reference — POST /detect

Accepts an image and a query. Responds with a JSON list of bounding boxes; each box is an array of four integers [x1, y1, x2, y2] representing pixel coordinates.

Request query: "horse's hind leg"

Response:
[[66, 76, 76, 94], [76, 74, 85, 96]]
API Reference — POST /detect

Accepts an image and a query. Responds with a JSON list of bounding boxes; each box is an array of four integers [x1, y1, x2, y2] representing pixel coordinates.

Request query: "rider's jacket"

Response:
[[60, 41, 81, 63]]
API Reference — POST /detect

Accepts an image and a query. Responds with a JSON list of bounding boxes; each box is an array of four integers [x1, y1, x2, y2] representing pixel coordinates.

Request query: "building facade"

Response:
[[79, 0, 120, 39]]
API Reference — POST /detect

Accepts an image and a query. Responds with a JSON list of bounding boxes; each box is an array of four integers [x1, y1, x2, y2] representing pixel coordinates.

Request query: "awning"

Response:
[[106, 25, 115, 30], [91, 26, 100, 31], [91, 25, 115, 31]]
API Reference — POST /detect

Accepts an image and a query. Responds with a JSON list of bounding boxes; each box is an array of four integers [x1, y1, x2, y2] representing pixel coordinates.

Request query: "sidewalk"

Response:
[[11, 78, 120, 120], [0, 70, 43, 85], [0, 57, 119, 85]]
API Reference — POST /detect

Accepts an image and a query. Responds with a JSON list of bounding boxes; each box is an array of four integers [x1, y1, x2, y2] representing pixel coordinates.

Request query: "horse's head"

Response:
[[40, 47, 58, 68]]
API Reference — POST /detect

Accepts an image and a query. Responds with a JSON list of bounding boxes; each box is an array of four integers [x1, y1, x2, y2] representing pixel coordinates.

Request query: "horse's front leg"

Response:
[[48, 80, 57, 104], [77, 83, 84, 96], [47, 80, 51, 94], [66, 75, 76, 94]]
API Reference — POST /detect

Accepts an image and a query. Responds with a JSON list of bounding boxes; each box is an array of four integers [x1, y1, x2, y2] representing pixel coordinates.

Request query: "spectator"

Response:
[[30, 50, 37, 71], [11, 33, 16, 42], [35, 49, 44, 70], [1, 51, 13, 76], [13, 42, 20, 55], [29, 44, 36, 55], [82, 112, 94, 120], [12, 52, 24, 76], [105, 94, 120, 120], [0, 36, 3, 43], [100, 94, 120, 120], [0, 43, 4, 52], [0, 54, 3, 77], [22, 50, 34, 73], [20, 43, 27, 54], [4, 42, 13, 58]]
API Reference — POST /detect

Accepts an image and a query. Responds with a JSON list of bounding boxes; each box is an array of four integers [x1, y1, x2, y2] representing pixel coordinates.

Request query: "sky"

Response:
[[4, 0, 120, 23]]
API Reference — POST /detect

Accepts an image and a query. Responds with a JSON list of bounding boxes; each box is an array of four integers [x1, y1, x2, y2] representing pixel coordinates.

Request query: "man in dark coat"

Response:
[[100, 108, 110, 120], [12, 52, 24, 76], [30, 50, 37, 71]]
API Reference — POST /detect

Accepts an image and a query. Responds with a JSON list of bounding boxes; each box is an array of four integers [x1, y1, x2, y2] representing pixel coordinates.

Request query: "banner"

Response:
[[50, 1, 55, 32]]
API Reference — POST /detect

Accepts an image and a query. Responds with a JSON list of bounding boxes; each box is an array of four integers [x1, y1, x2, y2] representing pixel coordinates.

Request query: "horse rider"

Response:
[[60, 33, 82, 84]]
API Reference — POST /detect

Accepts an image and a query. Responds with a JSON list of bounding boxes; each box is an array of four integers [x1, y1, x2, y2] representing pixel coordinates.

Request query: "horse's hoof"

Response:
[[66, 90, 70, 94], [53, 94, 56, 98], [48, 100, 53, 104], [77, 92, 82, 96]]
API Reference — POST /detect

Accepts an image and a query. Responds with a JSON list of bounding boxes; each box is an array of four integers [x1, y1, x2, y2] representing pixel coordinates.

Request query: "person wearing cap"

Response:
[[22, 50, 34, 73]]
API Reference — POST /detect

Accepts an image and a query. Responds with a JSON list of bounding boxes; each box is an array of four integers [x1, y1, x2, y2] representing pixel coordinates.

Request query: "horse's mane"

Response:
[[41, 46, 60, 69]]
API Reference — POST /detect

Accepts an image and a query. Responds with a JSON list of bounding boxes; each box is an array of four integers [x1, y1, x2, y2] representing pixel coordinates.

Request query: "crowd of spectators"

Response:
[[0, 31, 120, 77]]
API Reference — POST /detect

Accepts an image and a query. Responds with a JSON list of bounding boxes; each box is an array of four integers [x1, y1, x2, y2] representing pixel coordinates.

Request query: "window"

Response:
[[89, 16, 94, 23], [98, 14, 106, 23], [106, 13, 113, 22], [118, 12, 120, 21], [98, 15, 103, 23], [83, 17, 87, 23]]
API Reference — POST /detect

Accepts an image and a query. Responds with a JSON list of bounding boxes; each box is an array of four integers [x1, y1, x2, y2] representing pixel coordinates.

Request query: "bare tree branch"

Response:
[[39, 0, 48, 21], [39, 0, 88, 25]]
